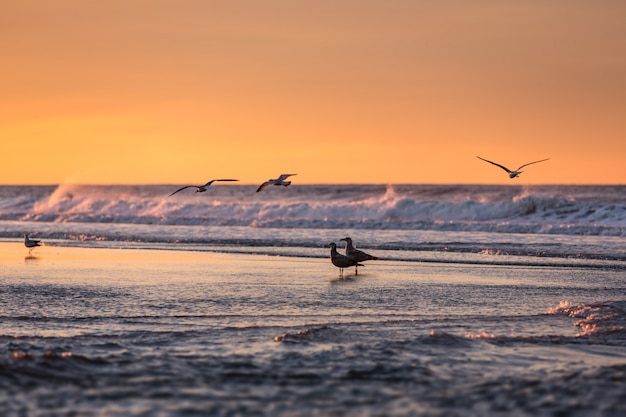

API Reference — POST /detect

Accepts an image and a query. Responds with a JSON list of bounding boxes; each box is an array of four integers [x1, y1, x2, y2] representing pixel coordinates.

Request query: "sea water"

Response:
[[0, 184, 625, 416]]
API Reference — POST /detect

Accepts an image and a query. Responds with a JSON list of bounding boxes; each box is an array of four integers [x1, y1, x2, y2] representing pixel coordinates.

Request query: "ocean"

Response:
[[1, 184, 625, 416]]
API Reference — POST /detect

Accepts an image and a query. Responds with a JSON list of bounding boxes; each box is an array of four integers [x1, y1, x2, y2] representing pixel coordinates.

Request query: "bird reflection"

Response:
[[24, 254, 40, 263]]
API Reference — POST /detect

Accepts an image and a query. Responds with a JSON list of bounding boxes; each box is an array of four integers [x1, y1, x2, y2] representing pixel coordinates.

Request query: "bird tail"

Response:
[[282, 181, 291, 187]]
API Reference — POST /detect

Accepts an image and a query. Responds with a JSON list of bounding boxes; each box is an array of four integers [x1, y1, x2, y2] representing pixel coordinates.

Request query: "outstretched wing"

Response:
[[256, 181, 272, 192], [517, 159, 549, 170], [203, 179, 239, 187], [476, 156, 512, 173], [277, 173, 296, 181], [168, 185, 193, 197]]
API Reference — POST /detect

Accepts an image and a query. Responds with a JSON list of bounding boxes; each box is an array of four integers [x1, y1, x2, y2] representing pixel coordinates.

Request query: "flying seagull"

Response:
[[24, 234, 42, 254], [168, 179, 239, 197], [476, 156, 549, 179], [340, 237, 378, 276], [328, 242, 363, 278], [256, 174, 297, 192]]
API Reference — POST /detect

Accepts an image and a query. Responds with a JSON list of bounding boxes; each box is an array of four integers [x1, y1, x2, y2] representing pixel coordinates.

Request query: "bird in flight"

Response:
[[340, 237, 378, 276], [256, 174, 297, 192], [24, 234, 42, 254], [168, 179, 239, 197], [476, 156, 549, 179], [328, 242, 362, 278]]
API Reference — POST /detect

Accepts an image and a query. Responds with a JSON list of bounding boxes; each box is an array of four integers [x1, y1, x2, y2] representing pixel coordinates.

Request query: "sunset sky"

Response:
[[1, 0, 625, 185]]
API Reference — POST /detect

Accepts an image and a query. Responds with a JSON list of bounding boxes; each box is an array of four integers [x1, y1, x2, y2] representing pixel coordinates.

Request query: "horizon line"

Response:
[[1, 182, 624, 187]]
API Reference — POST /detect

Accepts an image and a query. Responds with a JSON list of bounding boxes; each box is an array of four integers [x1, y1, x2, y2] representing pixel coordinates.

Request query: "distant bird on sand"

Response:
[[340, 237, 378, 275], [24, 234, 42, 254], [168, 179, 239, 197], [328, 242, 363, 278], [477, 156, 549, 179], [256, 174, 297, 192]]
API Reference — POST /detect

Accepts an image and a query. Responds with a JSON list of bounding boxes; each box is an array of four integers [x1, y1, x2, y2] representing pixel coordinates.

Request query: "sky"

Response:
[[1, 0, 625, 185]]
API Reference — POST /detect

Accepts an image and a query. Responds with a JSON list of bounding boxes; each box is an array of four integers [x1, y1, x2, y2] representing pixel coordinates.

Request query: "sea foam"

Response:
[[1, 184, 623, 236]]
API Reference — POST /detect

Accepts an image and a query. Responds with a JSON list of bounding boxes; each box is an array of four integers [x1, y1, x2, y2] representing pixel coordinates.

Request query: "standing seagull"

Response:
[[328, 242, 363, 279], [477, 156, 549, 179], [168, 179, 239, 197], [24, 234, 42, 254], [256, 174, 297, 192], [340, 237, 378, 276]]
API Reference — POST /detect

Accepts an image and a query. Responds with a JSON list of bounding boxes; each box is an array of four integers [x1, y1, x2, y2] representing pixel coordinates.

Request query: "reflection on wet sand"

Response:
[[25, 254, 40, 263]]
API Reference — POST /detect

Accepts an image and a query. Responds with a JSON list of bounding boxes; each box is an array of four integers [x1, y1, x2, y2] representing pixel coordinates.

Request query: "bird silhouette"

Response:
[[328, 242, 362, 278], [477, 156, 549, 179], [24, 234, 42, 254], [340, 237, 378, 275], [256, 174, 297, 192], [168, 179, 239, 197]]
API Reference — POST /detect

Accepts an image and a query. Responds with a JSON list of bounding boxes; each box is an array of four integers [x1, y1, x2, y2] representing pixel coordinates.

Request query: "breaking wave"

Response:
[[547, 300, 626, 340], [1, 184, 624, 236]]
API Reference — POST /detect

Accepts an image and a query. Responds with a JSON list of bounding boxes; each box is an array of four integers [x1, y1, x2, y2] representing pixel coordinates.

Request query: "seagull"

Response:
[[340, 237, 378, 275], [24, 234, 42, 254], [477, 156, 549, 179], [256, 174, 297, 192], [328, 242, 363, 278], [168, 179, 239, 197]]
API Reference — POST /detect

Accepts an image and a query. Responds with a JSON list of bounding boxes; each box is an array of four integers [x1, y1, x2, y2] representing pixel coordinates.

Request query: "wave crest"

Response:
[[547, 301, 626, 339], [0, 184, 624, 236]]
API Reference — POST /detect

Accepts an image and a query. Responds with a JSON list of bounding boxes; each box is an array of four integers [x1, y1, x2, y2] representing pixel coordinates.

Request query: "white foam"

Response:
[[0, 184, 624, 237]]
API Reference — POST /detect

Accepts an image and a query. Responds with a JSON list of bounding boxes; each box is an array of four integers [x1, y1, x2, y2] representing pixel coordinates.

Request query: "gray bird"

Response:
[[24, 234, 42, 254], [168, 179, 239, 197], [328, 242, 363, 278], [256, 174, 296, 192], [340, 237, 378, 275], [477, 156, 549, 179]]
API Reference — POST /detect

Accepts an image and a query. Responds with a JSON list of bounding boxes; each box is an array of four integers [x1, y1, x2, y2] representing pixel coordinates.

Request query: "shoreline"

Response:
[[2, 238, 625, 273], [2, 240, 625, 416]]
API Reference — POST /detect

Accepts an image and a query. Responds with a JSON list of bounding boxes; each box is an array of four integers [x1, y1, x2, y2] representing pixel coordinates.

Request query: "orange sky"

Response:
[[1, 0, 625, 185]]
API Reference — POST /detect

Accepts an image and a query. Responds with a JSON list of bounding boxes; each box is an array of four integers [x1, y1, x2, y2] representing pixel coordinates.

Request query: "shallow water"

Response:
[[1, 244, 625, 416], [1, 183, 625, 415]]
